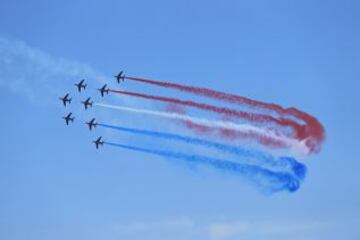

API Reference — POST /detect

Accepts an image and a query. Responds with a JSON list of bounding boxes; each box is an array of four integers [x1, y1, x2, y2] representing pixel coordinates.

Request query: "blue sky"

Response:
[[0, 0, 359, 239]]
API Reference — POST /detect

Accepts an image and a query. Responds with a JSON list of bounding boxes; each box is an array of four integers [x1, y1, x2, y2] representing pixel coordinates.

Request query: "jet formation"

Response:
[[59, 71, 125, 149]]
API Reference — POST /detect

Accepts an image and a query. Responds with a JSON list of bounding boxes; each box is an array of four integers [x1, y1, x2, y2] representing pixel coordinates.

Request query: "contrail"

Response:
[[94, 103, 310, 156], [125, 76, 325, 153], [110, 89, 304, 139], [98, 123, 306, 179], [104, 142, 301, 193]]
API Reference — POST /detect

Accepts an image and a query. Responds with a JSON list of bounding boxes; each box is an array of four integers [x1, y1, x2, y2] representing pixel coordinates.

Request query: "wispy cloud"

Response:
[[111, 217, 334, 240], [114, 217, 196, 233], [208, 221, 325, 239], [208, 222, 251, 239]]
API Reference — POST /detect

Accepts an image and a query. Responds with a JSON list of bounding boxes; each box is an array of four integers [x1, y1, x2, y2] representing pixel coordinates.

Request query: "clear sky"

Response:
[[0, 0, 359, 239]]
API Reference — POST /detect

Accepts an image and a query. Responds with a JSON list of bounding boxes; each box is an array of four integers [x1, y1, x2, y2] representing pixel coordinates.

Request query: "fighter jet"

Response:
[[114, 71, 125, 83], [97, 84, 109, 97], [81, 97, 93, 110], [62, 112, 75, 125], [75, 79, 87, 92], [59, 93, 72, 106], [93, 136, 104, 149], [85, 118, 97, 130]]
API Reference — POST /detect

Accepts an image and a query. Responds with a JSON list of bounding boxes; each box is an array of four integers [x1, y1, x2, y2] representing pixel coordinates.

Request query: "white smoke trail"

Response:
[[0, 36, 108, 105], [94, 103, 309, 157]]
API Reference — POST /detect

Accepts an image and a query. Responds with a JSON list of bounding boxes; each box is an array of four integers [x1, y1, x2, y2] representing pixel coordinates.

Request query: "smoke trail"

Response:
[[110, 89, 305, 140], [94, 103, 309, 156], [0, 36, 107, 104], [124, 76, 296, 114], [104, 142, 301, 193], [165, 103, 287, 149], [182, 118, 285, 148], [98, 123, 306, 180], [125, 76, 325, 152]]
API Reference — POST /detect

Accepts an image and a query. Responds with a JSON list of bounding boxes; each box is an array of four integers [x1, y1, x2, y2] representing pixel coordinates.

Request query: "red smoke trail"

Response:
[[125, 76, 282, 110], [125, 76, 325, 152], [110, 89, 305, 140]]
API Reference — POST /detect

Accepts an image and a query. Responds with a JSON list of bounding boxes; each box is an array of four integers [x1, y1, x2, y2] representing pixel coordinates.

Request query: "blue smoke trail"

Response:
[[98, 123, 306, 180], [105, 142, 300, 193]]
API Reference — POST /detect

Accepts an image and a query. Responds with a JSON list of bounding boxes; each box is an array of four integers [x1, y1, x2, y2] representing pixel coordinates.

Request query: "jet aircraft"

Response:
[[75, 79, 87, 92], [98, 84, 109, 97], [93, 136, 104, 149], [59, 93, 71, 106], [81, 97, 93, 110], [86, 118, 97, 130], [114, 71, 125, 83], [62, 112, 75, 125]]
